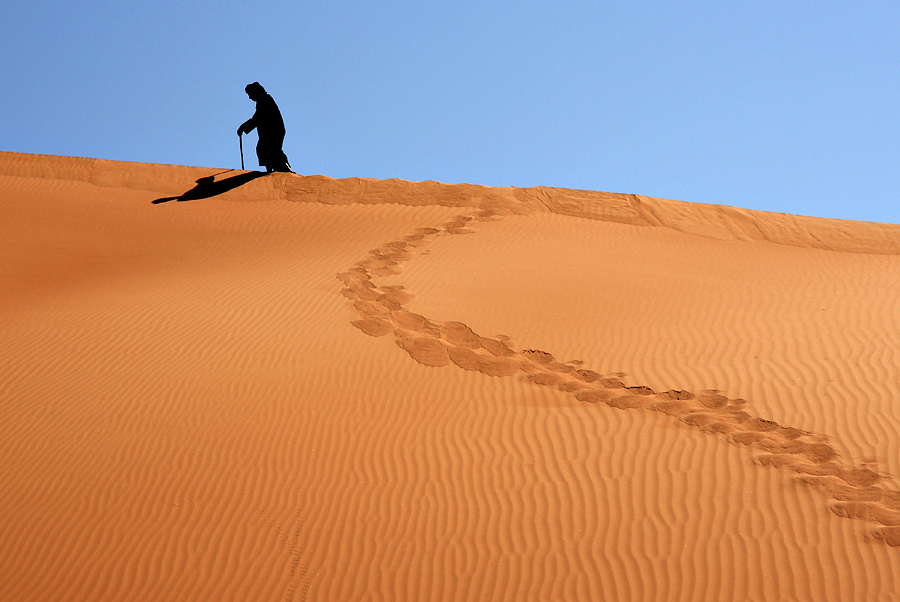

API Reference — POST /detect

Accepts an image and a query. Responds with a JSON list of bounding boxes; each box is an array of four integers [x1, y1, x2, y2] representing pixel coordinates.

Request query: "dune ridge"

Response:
[[3, 151, 899, 254]]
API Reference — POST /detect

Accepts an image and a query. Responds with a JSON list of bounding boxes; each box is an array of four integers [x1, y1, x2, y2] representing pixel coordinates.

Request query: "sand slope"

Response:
[[2, 151, 900, 601]]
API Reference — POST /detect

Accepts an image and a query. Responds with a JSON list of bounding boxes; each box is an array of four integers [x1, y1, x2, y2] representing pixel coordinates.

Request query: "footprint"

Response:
[[396, 336, 450, 367], [351, 318, 393, 337]]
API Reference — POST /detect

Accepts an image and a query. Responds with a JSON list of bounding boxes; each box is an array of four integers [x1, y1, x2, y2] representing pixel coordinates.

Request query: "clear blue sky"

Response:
[[3, 1, 898, 224]]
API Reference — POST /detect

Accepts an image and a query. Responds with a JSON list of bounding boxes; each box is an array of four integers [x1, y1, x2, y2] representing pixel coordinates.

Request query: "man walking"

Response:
[[237, 82, 291, 173]]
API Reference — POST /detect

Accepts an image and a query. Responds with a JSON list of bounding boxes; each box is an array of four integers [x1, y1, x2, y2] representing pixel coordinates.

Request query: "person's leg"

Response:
[[257, 138, 285, 172], [256, 141, 268, 171], [273, 152, 291, 172], [270, 133, 290, 172]]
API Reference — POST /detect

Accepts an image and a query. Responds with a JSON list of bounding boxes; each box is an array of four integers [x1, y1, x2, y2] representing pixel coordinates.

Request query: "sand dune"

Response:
[[2, 150, 900, 601]]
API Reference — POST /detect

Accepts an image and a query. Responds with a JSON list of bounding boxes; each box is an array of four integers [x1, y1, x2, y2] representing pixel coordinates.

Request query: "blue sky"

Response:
[[2, 1, 898, 224]]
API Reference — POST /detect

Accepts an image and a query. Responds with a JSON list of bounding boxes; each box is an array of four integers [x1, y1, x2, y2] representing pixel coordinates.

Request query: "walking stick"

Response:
[[239, 133, 244, 170]]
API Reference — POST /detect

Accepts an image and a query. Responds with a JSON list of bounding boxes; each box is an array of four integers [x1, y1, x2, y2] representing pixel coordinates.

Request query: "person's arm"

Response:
[[237, 114, 257, 135]]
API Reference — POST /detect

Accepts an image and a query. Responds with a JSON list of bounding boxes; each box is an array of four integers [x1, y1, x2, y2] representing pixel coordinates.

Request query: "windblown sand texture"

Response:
[[2, 150, 900, 601]]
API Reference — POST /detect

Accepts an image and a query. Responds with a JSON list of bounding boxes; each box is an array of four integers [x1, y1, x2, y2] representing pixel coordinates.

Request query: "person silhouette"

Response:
[[237, 82, 292, 173]]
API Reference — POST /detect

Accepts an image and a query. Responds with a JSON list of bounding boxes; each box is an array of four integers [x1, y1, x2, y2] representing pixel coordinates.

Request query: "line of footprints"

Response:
[[338, 209, 900, 547]]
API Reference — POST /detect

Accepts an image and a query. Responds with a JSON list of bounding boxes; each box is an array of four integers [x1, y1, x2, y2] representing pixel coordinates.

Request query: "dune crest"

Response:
[[3, 151, 899, 253]]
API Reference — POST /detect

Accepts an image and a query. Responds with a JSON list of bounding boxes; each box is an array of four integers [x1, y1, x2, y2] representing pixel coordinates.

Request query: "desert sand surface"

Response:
[[2, 150, 900, 601]]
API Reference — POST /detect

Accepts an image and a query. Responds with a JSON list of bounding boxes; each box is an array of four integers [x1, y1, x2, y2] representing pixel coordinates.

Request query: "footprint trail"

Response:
[[337, 209, 900, 547]]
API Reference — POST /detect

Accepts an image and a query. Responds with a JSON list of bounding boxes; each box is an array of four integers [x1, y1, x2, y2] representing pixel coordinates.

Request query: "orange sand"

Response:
[[2, 151, 900, 601]]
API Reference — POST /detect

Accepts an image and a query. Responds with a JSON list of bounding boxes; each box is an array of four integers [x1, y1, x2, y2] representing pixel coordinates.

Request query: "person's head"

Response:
[[245, 82, 266, 101]]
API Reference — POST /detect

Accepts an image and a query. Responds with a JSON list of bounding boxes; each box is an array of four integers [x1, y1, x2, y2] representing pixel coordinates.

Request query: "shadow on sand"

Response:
[[152, 170, 267, 204]]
